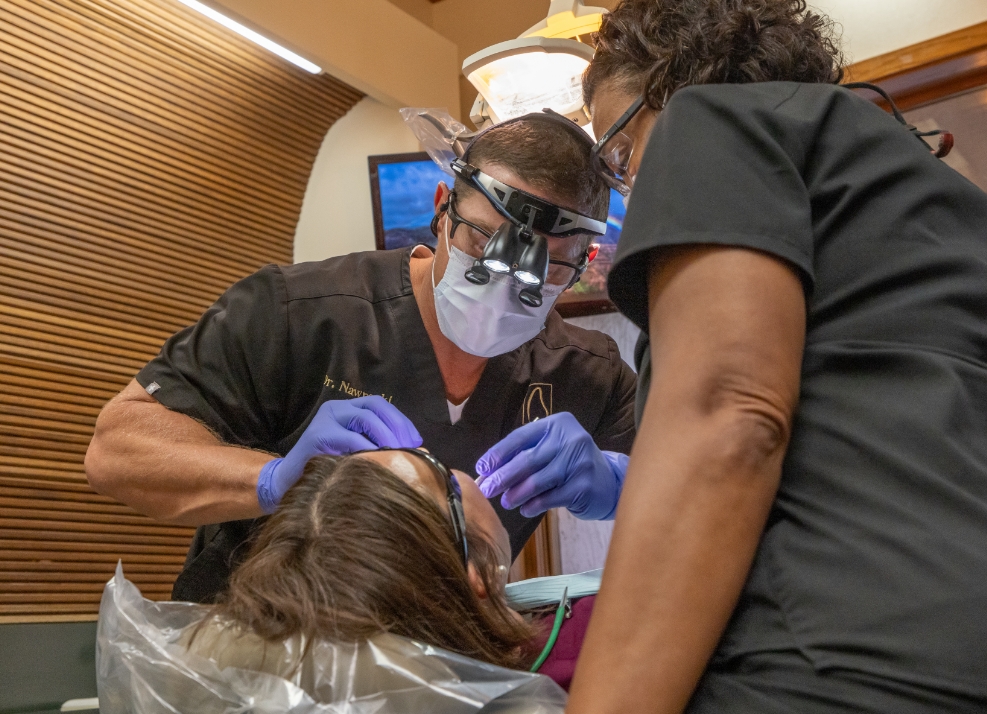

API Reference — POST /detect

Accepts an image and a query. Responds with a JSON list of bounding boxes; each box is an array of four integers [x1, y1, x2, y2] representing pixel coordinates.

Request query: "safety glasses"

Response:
[[375, 448, 469, 569], [590, 95, 646, 197], [446, 195, 589, 290]]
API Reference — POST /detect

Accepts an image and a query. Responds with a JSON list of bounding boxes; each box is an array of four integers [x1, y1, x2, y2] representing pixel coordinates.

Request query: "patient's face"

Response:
[[454, 466, 512, 572], [356, 450, 512, 573]]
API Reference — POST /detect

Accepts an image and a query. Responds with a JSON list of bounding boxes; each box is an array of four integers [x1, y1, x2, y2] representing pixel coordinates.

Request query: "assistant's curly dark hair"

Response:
[[584, 0, 844, 110]]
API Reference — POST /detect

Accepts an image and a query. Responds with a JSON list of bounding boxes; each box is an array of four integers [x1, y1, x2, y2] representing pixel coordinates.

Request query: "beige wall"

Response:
[[812, 0, 987, 62], [294, 97, 422, 264]]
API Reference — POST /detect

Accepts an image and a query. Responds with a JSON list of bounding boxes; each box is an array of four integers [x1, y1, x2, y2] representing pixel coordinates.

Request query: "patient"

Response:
[[185, 450, 593, 692]]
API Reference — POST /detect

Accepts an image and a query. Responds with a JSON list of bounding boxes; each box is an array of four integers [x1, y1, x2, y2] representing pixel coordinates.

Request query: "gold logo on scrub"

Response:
[[522, 383, 553, 424]]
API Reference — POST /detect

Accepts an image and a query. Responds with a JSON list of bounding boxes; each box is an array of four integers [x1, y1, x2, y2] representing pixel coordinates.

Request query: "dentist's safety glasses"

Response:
[[444, 194, 596, 309], [449, 158, 605, 307], [97, 564, 567, 714]]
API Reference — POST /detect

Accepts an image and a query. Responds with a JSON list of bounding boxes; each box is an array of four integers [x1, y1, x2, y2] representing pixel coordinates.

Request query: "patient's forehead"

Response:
[[353, 450, 511, 570], [354, 450, 445, 501]]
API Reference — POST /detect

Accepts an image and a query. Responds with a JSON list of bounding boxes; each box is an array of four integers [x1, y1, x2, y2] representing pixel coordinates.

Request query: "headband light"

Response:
[[452, 159, 607, 237], [485, 259, 511, 273]]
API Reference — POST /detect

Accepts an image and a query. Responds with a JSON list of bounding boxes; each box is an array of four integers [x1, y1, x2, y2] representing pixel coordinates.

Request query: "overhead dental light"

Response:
[[463, 0, 607, 132], [174, 0, 323, 74]]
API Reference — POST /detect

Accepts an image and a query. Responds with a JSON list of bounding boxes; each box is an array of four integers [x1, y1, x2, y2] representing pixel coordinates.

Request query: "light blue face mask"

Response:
[[431, 223, 564, 358], [505, 568, 603, 609]]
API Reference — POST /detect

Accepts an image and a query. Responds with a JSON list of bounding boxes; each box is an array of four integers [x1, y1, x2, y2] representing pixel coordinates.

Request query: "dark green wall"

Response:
[[0, 622, 97, 714]]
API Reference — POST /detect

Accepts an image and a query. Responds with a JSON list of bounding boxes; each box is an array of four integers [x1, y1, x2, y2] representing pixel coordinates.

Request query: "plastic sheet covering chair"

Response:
[[96, 564, 567, 714]]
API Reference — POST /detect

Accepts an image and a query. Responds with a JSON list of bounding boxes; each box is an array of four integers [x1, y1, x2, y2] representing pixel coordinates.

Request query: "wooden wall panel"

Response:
[[0, 0, 363, 622]]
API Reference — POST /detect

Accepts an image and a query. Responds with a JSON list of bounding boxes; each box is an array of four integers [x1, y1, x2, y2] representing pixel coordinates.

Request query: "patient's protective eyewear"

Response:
[[377, 448, 469, 569]]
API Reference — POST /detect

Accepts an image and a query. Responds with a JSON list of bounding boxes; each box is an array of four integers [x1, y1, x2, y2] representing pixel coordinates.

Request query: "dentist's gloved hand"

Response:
[[475, 412, 628, 520], [257, 396, 421, 513]]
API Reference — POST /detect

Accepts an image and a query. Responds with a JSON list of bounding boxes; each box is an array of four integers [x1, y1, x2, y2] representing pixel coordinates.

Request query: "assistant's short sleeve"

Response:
[[136, 264, 289, 448], [608, 83, 815, 331]]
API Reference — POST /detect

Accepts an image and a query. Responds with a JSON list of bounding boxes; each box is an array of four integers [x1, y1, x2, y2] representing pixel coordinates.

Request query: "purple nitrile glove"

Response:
[[257, 396, 422, 513], [475, 412, 628, 520]]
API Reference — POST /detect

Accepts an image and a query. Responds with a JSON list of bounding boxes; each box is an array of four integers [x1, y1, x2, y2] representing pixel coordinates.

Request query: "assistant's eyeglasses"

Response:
[[590, 95, 646, 197], [373, 448, 469, 569]]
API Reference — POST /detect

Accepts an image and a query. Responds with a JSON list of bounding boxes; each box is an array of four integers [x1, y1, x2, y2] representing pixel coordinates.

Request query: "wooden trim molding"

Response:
[[845, 21, 987, 83], [844, 21, 987, 111]]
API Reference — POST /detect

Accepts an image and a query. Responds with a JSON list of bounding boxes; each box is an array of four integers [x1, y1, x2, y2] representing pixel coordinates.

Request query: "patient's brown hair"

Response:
[[210, 455, 534, 669]]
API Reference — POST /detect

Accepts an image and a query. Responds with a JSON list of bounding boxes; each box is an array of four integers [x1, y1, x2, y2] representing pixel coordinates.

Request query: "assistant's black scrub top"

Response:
[[609, 82, 987, 709], [136, 246, 635, 603]]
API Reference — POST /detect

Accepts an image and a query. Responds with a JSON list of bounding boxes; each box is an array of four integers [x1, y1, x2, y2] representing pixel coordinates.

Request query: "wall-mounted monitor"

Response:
[[369, 152, 625, 317]]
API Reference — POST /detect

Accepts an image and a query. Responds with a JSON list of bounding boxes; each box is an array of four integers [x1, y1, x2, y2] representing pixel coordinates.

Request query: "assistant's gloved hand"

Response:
[[257, 396, 422, 513], [475, 412, 628, 520]]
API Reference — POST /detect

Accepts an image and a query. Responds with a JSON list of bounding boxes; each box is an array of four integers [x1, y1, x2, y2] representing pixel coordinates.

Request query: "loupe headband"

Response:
[[452, 159, 607, 238]]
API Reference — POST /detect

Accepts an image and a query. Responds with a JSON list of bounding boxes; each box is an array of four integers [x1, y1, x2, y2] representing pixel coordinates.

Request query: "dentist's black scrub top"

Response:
[[136, 246, 636, 603], [609, 81, 987, 710]]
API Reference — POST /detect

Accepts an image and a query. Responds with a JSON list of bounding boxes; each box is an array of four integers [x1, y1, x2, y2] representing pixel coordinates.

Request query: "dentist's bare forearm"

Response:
[[86, 379, 269, 525]]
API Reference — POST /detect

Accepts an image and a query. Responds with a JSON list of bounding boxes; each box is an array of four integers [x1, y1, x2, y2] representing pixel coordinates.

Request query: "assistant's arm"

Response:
[[86, 379, 269, 525], [565, 245, 806, 714]]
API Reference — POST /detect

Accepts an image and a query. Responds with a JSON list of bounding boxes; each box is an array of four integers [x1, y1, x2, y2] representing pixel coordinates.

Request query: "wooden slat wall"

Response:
[[0, 0, 363, 622]]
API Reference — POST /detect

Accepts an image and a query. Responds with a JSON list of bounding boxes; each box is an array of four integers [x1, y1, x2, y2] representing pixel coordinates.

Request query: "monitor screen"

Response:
[[368, 152, 624, 316]]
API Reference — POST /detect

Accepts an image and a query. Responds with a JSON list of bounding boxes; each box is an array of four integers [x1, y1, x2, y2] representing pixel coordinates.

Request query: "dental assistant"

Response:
[[566, 1, 987, 713], [85, 112, 635, 603]]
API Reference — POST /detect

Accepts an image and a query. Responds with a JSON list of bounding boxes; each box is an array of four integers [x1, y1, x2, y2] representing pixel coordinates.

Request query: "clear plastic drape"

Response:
[[97, 564, 567, 713], [399, 107, 474, 176]]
